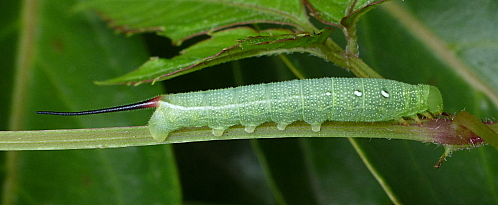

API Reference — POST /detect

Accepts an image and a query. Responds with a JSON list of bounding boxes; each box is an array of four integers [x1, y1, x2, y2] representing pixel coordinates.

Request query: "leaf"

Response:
[[0, 0, 19, 131], [97, 27, 333, 85], [5, 0, 181, 204], [78, 0, 314, 44], [253, 138, 392, 204], [305, 0, 389, 26], [4, 0, 498, 204], [80, 0, 393, 85]]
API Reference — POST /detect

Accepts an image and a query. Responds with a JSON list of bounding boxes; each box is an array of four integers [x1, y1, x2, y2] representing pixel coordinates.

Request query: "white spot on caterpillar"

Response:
[[381, 90, 390, 98], [325, 92, 332, 96], [354, 90, 363, 97]]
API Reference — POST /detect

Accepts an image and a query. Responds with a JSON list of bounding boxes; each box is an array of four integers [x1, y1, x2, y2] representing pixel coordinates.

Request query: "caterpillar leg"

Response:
[[277, 122, 290, 130], [311, 123, 321, 132], [245, 126, 257, 133], [421, 111, 435, 119], [212, 128, 226, 136], [398, 115, 423, 125], [397, 118, 409, 126], [150, 132, 168, 142], [411, 115, 423, 125]]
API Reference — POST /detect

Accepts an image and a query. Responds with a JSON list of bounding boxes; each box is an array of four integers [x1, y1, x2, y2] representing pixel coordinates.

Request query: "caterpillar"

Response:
[[37, 78, 443, 141]]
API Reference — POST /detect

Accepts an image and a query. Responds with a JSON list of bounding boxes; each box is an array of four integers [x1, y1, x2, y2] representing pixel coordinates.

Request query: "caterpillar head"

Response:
[[427, 86, 444, 115]]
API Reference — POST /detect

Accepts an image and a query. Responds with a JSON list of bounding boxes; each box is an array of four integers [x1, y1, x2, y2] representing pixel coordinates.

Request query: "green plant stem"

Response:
[[0, 120, 475, 151], [453, 111, 498, 148], [347, 55, 383, 78], [317, 38, 348, 67], [342, 25, 359, 56], [317, 38, 382, 78]]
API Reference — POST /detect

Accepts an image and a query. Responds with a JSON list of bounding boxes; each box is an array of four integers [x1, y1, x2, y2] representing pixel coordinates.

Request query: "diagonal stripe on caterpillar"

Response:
[[37, 78, 443, 141]]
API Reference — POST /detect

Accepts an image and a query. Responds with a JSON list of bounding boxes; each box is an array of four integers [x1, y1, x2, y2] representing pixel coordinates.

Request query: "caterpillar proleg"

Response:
[[37, 78, 443, 141]]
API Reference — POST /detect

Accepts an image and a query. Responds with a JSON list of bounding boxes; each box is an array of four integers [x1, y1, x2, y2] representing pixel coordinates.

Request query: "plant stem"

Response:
[[0, 119, 484, 151], [318, 38, 382, 78]]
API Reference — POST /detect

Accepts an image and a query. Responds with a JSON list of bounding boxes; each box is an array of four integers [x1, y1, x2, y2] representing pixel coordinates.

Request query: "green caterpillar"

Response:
[[37, 78, 443, 141]]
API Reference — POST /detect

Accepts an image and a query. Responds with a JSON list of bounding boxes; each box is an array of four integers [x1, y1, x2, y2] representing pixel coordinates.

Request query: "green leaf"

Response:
[[3, 0, 498, 204], [78, 0, 314, 43], [79, 0, 393, 86], [4, 0, 180, 204], [253, 138, 392, 204], [0, 0, 19, 131], [97, 27, 334, 85], [306, 0, 389, 25]]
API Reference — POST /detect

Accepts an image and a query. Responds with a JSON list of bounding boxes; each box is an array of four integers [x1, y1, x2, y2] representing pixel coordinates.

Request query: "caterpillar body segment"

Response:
[[148, 78, 443, 141]]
